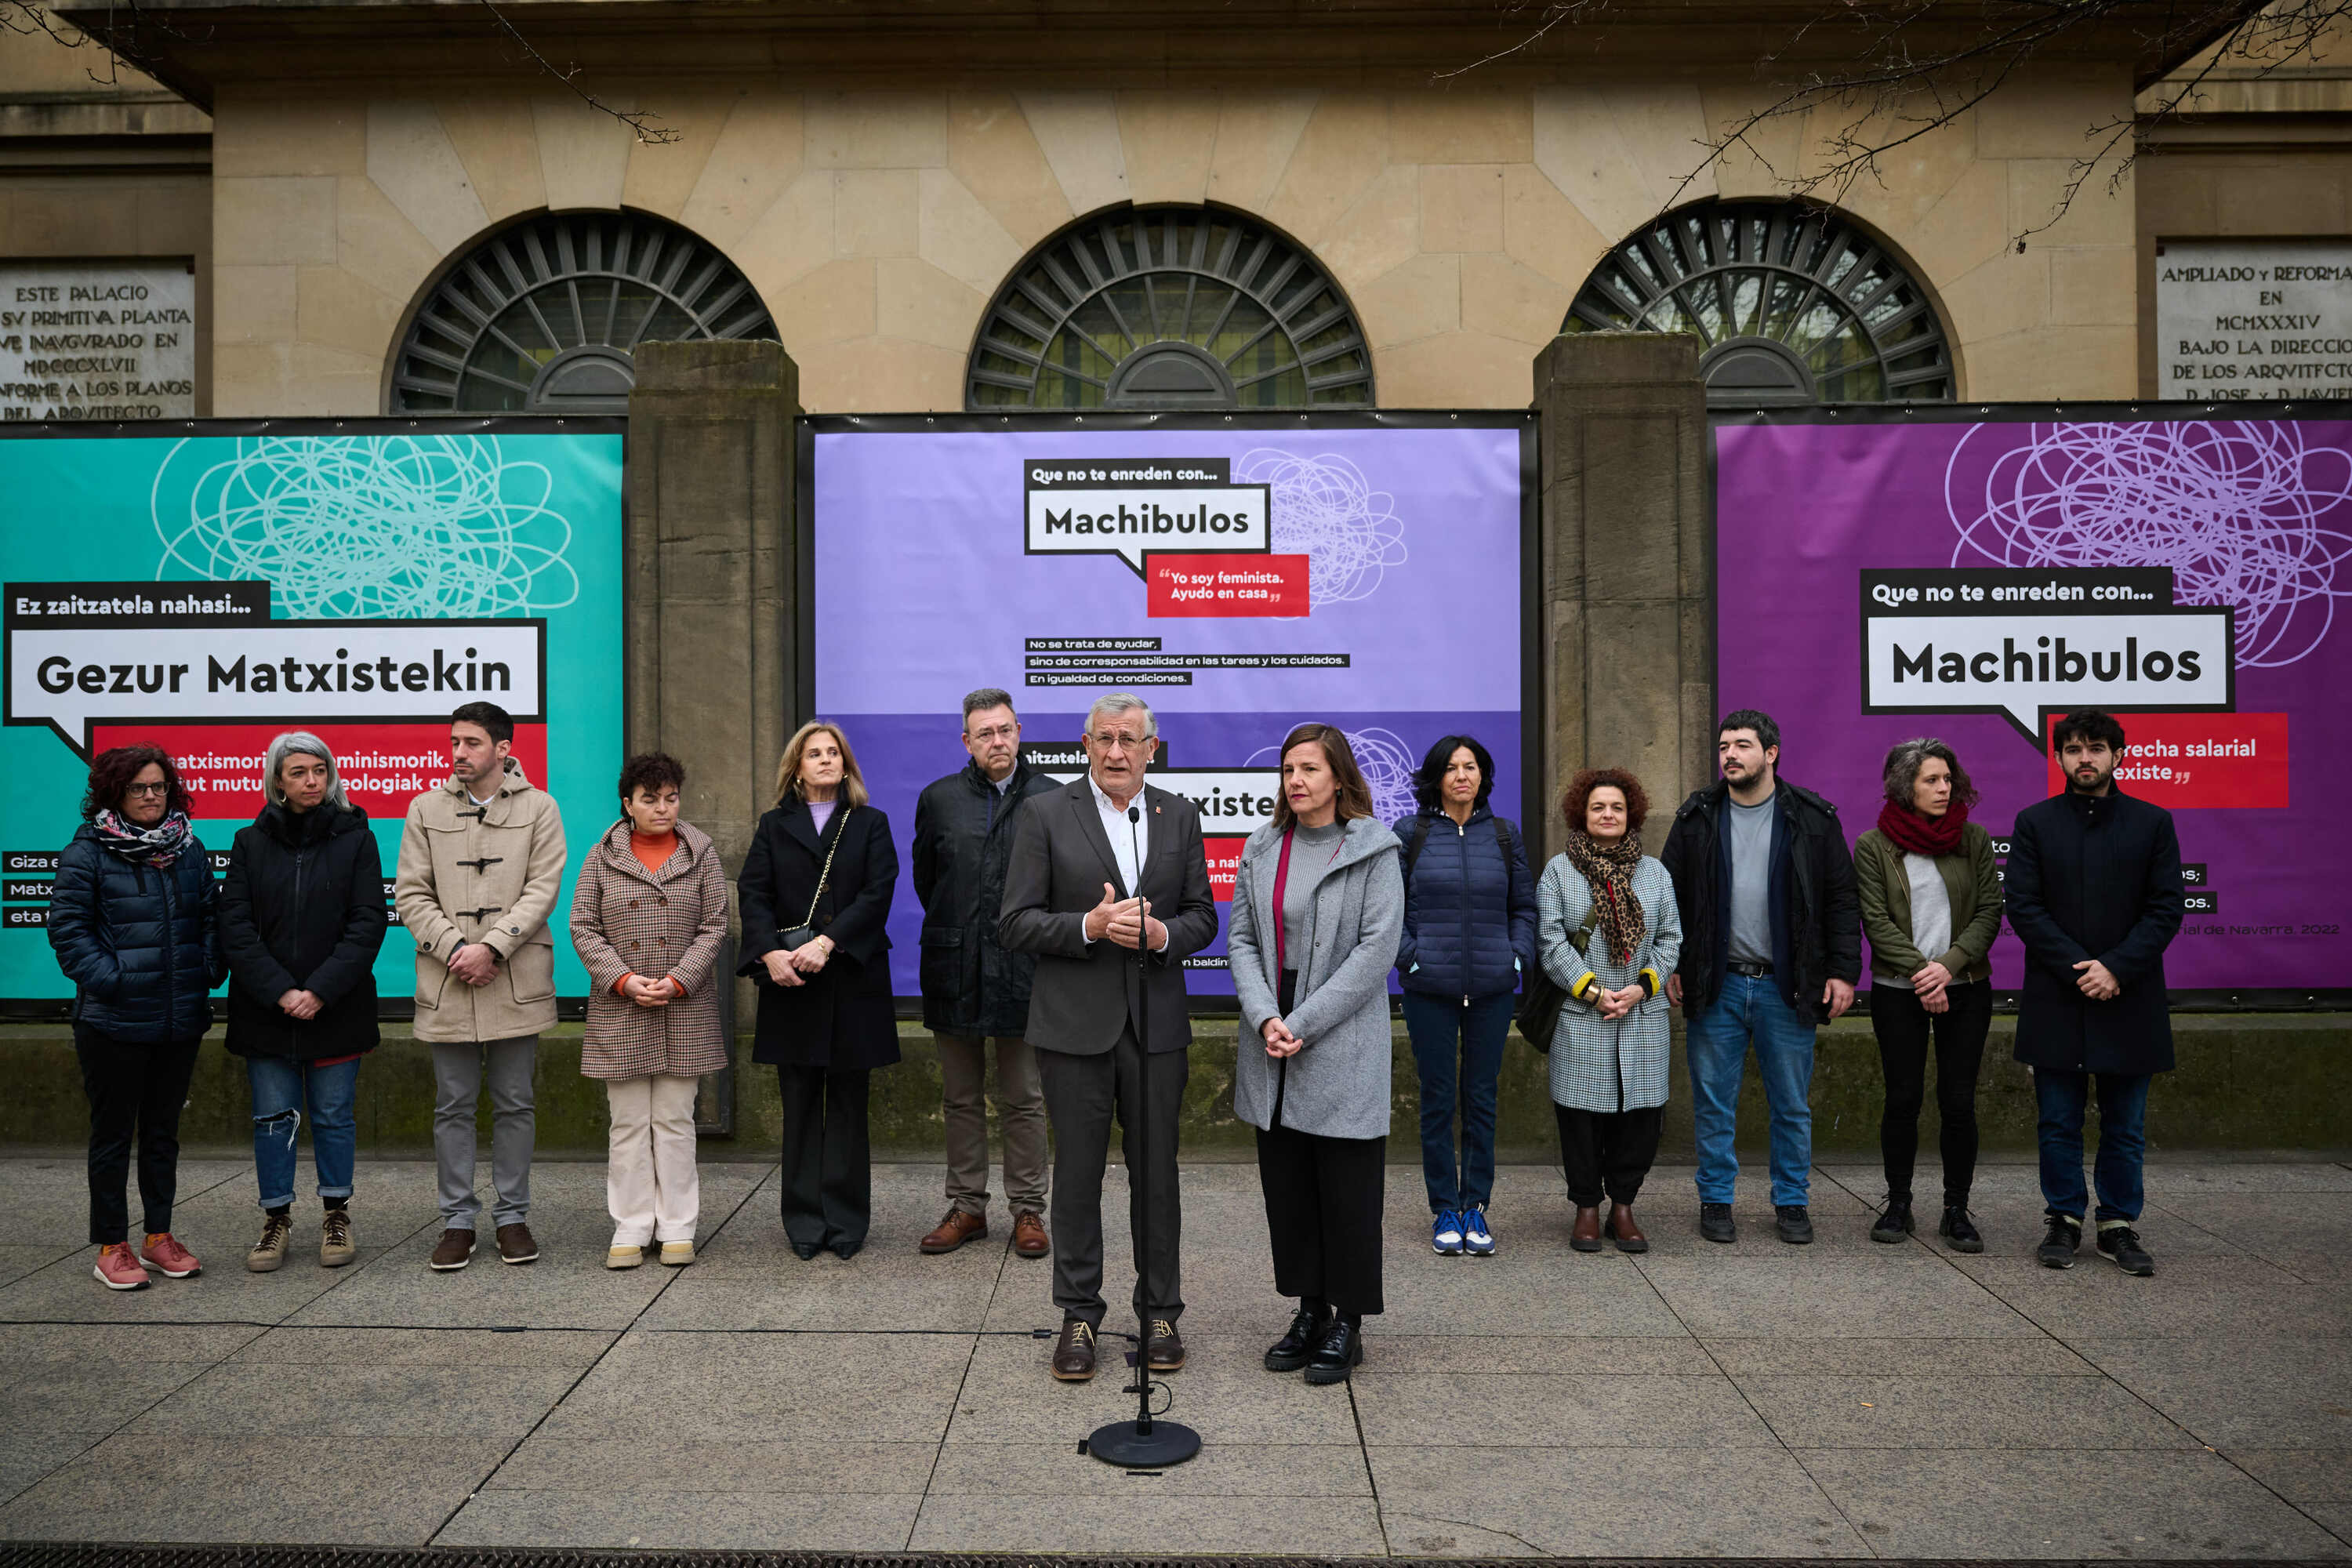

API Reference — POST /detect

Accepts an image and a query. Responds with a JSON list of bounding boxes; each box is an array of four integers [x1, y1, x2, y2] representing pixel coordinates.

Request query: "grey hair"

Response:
[[1083, 691, 1157, 739], [263, 731, 350, 810], [1881, 736, 1978, 809], [961, 688, 1016, 726]]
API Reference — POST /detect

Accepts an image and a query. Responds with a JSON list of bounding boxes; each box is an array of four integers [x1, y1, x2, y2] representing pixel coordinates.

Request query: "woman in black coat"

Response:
[[220, 734, 389, 1274], [47, 743, 226, 1291], [739, 720, 898, 1259]]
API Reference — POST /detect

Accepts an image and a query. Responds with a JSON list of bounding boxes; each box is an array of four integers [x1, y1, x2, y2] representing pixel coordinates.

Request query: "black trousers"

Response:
[[1258, 1123, 1385, 1316], [1555, 1103, 1664, 1208], [74, 1025, 202, 1246], [1036, 1030, 1187, 1330], [1872, 979, 1991, 1207], [777, 1065, 871, 1248]]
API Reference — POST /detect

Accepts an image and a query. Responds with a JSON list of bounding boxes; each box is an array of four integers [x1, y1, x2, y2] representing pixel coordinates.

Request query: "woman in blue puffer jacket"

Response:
[[49, 744, 226, 1291], [1392, 734, 1537, 1257]]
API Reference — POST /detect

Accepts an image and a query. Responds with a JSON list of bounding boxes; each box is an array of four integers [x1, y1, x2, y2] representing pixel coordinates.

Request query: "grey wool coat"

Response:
[[1538, 854, 1683, 1113], [1228, 815, 1405, 1141], [569, 819, 731, 1080]]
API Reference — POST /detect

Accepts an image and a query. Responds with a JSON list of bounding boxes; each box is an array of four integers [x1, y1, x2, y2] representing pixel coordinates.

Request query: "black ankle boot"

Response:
[[1304, 1314, 1363, 1385], [1871, 1197, 1915, 1243], [1264, 1298, 1331, 1372]]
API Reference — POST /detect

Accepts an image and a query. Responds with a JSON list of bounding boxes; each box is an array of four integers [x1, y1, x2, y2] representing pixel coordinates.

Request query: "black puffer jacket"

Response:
[[911, 760, 1061, 1036], [220, 802, 388, 1060], [48, 823, 225, 1043], [1659, 779, 1860, 1026]]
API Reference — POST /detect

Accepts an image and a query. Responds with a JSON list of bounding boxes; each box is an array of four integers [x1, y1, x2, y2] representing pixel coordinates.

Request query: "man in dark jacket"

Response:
[[910, 688, 1058, 1260], [1661, 710, 1860, 1246], [2005, 710, 2184, 1278]]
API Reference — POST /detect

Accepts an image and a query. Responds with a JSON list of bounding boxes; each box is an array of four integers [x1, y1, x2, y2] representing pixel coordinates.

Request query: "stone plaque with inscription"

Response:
[[2156, 238, 2352, 401], [0, 260, 196, 422]]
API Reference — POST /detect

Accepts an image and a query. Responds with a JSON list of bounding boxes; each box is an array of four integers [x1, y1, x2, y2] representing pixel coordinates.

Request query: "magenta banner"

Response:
[[807, 416, 1532, 997], [1715, 412, 2350, 994]]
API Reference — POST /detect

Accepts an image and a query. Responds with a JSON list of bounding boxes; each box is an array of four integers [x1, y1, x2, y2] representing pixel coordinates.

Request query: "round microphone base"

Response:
[[1087, 1417, 1202, 1468]]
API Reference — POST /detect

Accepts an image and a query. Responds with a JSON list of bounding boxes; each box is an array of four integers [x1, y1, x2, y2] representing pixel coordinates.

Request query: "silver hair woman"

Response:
[[262, 732, 350, 811]]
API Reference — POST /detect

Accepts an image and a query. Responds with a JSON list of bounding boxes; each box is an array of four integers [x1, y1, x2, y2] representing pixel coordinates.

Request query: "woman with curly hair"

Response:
[[48, 744, 226, 1290], [1537, 768, 1681, 1254]]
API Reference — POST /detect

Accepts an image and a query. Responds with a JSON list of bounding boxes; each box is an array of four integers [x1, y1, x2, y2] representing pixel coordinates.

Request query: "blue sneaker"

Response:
[[1461, 1206, 1496, 1256], [1431, 1209, 1464, 1256]]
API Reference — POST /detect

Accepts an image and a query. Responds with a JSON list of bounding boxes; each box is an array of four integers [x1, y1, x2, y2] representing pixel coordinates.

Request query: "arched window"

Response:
[[967, 205, 1373, 410], [1563, 200, 1955, 405], [390, 211, 775, 414]]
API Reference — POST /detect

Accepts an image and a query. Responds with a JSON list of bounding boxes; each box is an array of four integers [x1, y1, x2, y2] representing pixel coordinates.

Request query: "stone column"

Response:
[[1531, 331, 1713, 857]]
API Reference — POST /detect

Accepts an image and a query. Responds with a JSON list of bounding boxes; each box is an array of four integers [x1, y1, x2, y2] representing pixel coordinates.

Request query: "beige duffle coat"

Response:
[[394, 760, 569, 1043], [570, 818, 731, 1080]]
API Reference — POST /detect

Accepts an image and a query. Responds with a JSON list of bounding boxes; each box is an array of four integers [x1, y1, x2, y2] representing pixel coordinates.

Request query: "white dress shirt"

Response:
[[1087, 774, 1167, 951]]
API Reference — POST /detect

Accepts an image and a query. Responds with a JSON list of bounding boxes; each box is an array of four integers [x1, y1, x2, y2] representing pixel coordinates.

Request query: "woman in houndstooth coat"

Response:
[[1538, 768, 1682, 1256]]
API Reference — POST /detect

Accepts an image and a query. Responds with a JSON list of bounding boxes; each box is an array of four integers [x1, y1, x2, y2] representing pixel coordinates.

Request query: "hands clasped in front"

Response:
[[1261, 1017, 1303, 1058], [447, 942, 499, 988], [759, 938, 833, 989], [1084, 880, 1166, 951], [620, 974, 682, 1008]]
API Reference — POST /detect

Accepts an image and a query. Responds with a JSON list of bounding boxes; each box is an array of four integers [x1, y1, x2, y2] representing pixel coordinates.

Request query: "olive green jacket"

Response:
[[1852, 821, 2003, 988]]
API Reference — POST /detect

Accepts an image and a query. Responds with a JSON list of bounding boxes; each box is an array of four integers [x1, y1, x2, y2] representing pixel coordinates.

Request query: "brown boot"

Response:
[[1051, 1317, 1098, 1381], [918, 1208, 988, 1254], [1011, 1210, 1050, 1259], [1606, 1203, 1650, 1254], [1570, 1206, 1603, 1253]]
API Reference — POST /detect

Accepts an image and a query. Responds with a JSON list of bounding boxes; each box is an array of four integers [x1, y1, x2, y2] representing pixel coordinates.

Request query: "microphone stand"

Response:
[[1087, 800, 1201, 1468]]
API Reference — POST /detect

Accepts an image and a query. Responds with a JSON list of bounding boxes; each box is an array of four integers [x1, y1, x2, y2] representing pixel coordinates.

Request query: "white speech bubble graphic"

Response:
[[1024, 485, 1272, 575], [6, 621, 544, 754]]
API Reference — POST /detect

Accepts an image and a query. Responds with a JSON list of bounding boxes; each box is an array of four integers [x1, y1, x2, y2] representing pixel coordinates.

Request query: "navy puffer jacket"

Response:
[[1392, 807, 1539, 1000], [48, 822, 226, 1042]]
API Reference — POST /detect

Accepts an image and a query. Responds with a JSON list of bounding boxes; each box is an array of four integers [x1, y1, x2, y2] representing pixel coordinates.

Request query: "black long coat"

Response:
[[2003, 786, 2184, 1076], [911, 758, 1059, 1036], [738, 800, 900, 1071], [220, 802, 387, 1060]]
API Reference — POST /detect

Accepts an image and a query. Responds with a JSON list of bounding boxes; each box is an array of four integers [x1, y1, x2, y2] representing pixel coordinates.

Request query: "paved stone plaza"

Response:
[[0, 1153, 2345, 1559]]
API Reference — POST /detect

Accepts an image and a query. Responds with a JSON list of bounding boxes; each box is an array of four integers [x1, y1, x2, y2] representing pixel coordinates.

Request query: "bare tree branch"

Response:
[[470, 0, 679, 146]]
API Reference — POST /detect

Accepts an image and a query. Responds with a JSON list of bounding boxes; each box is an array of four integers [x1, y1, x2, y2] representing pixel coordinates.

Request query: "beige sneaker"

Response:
[[246, 1212, 292, 1273], [606, 1244, 644, 1269], [319, 1207, 356, 1269], [659, 1240, 695, 1267]]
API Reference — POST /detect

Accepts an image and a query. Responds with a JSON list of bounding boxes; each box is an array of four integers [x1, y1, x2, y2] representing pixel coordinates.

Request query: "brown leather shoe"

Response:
[[1145, 1318, 1185, 1372], [918, 1208, 988, 1254], [1011, 1211, 1050, 1259], [495, 1222, 539, 1265], [428, 1229, 476, 1272], [1606, 1203, 1650, 1254], [1051, 1317, 1098, 1381], [1570, 1206, 1603, 1253]]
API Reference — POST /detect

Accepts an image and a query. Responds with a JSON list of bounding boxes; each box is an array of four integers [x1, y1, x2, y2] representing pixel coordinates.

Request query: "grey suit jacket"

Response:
[[996, 778, 1218, 1054]]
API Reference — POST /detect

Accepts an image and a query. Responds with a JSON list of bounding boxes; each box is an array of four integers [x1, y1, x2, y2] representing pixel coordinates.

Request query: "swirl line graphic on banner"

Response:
[[1249, 725, 1419, 823], [1236, 448, 1408, 607], [1946, 419, 2352, 667], [151, 435, 581, 618]]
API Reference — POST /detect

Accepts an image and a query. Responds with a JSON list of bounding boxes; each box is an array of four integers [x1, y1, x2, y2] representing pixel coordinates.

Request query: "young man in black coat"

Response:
[[909, 688, 1059, 1260], [2003, 710, 2185, 1276]]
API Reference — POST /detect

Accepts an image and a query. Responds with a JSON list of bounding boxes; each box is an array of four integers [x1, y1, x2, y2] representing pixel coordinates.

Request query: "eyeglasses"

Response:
[[1089, 731, 1151, 753], [122, 782, 171, 799]]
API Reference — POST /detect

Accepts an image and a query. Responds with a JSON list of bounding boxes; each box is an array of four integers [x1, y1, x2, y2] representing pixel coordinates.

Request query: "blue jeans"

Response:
[[2034, 1069, 2151, 1225], [1402, 989, 1515, 1212], [248, 1054, 360, 1210], [1686, 972, 1817, 1207]]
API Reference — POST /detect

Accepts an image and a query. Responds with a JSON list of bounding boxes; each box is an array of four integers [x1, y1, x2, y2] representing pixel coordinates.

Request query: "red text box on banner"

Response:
[[93, 723, 550, 820], [2042, 712, 2288, 808], [1147, 554, 1309, 618], [1205, 836, 1244, 901]]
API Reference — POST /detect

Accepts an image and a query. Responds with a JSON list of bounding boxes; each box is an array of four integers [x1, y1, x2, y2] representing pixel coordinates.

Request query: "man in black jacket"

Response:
[[1661, 710, 1860, 1245], [910, 688, 1059, 1261], [2005, 710, 2184, 1277]]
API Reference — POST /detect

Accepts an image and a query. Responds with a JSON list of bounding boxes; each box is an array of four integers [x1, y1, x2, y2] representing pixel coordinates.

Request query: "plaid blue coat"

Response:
[[1537, 854, 1682, 1112]]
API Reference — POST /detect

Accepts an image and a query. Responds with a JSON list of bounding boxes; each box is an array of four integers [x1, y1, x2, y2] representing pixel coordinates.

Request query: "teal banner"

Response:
[[0, 423, 626, 1004]]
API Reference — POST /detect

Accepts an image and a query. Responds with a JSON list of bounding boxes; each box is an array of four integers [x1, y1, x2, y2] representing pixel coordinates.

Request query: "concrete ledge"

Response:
[[3, 1013, 2344, 1160]]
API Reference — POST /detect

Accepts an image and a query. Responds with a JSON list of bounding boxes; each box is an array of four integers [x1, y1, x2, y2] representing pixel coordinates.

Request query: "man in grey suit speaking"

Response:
[[999, 692, 1218, 1384]]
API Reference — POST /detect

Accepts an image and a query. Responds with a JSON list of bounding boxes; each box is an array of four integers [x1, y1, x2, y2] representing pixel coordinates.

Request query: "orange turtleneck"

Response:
[[615, 829, 685, 997]]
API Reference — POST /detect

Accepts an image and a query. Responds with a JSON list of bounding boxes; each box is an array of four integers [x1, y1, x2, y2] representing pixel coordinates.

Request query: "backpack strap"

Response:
[[1401, 814, 1434, 880]]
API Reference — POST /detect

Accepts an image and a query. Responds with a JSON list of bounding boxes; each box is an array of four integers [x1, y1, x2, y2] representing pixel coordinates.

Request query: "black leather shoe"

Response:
[[1939, 1206, 1984, 1254], [789, 1241, 820, 1260], [1304, 1316, 1363, 1386], [830, 1240, 861, 1261], [1699, 1202, 1737, 1243], [1145, 1318, 1185, 1372], [2096, 1224, 2155, 1276], [1871, 1198, 1914, 1243], [2036, 1213, 2081, 1269], [1775, 1205, 1814, 1244], [1265, 1303, 1331, 1372]]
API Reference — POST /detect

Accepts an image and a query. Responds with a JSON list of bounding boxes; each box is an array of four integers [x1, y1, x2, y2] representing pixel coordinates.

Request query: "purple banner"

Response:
[[812, 420, 1528, 997], [1715, 415, 2351, 992]]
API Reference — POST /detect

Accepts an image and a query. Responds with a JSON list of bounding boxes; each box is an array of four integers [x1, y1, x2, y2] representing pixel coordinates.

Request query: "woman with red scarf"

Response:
[[1853, 738, 2003, 1252]]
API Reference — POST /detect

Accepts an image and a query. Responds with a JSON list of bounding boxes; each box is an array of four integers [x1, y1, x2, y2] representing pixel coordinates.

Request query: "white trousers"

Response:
[[606, 1074, 701, 1245]]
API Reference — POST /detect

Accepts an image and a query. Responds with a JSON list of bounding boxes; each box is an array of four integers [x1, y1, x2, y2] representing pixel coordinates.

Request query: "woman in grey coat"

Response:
[[1540, 768, 1682, 1254], [1229, 724, 1403, 1385]]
